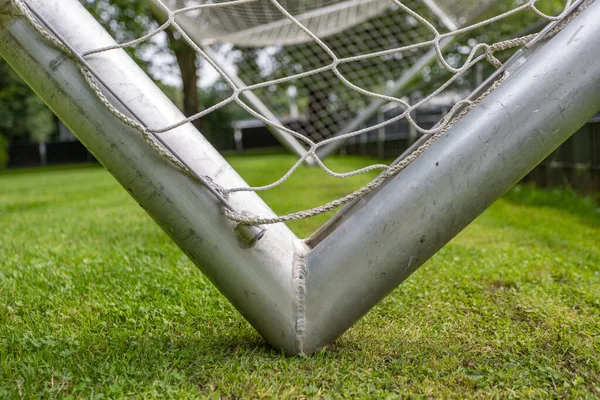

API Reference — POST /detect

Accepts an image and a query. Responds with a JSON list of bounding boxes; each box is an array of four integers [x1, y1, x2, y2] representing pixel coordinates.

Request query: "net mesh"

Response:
[[165, 0, 492, 143], [13, 0, 580, 226]]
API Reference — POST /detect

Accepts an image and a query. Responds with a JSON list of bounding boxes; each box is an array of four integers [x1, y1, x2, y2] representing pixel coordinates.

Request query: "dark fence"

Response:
[[7, 114, 600, 193], [522, 118, 600, 193], [7, 142, 41, 168], [7, 140, 97, 168]]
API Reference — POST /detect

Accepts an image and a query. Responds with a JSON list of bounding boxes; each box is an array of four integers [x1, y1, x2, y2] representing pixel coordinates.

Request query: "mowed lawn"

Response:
[[1, 155, 599, 398]]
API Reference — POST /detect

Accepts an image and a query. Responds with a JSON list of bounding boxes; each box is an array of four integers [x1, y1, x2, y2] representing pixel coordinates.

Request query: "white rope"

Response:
[[12, 0, 581, 226]]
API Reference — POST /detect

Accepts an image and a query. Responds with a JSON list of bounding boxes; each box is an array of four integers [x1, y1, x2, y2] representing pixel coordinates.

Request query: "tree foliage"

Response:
[[80, 0, 238, 149], [0, 61, 57, 167], [0, 62, 56, 144]]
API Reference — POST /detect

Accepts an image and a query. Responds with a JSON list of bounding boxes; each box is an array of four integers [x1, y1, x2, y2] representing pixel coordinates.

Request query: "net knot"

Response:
[[484, 45, 503, 69]]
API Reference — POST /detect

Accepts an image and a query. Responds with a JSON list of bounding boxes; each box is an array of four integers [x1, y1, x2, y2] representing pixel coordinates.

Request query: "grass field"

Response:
[[1, 155, 599, 398]]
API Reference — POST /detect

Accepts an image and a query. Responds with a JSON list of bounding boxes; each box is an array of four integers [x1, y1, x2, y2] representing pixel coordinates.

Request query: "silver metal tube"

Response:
[[0, 0, 306, 354], [302, 0, 600, 354]]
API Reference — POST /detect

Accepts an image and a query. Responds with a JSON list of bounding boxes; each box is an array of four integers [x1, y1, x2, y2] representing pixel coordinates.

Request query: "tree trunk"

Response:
[[166, 30, 199, 127]]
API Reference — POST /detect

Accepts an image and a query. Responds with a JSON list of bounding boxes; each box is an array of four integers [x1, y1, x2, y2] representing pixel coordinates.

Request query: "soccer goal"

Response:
[[0, 0, 598, 355]]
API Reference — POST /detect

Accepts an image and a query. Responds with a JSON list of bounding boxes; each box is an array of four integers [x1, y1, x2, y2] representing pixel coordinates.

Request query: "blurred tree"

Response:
[[0, 61, 56, 144], [0, 60, 57, 168], [80, 0, 237, 149]]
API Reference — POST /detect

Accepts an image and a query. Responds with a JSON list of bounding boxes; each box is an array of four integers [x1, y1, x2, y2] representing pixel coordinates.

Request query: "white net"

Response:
[[165, 0, 498, 143], [13, 0, 582, 225], [160, 0, 570, 145]]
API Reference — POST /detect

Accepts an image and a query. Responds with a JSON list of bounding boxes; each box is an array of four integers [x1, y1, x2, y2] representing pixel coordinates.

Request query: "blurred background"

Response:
[[0, 0, 598, 193]]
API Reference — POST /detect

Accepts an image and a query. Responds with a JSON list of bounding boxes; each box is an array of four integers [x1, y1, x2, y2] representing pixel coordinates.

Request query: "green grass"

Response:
[[1, 155, 599, 398]]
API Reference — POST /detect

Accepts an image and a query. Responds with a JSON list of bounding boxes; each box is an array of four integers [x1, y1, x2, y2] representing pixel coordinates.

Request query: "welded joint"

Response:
[[292, 242, 308, 354]]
